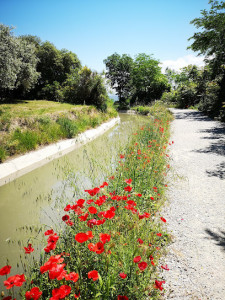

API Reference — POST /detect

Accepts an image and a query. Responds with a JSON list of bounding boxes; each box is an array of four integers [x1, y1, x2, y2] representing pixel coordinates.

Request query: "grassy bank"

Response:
[[132, 102, 170, 117], [0, 100, 117, 163]]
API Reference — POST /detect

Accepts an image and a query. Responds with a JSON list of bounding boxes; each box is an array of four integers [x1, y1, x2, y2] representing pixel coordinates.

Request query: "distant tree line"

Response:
[[162, 0, 225, 121], [0, 24, 108, 111], [104, 53, 170, 109]]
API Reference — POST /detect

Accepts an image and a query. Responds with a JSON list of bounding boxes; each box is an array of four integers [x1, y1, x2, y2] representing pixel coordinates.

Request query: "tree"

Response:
[[0, 24, 20, 91], [132, 53, 169, 104], [104, 53, 133, 103], [0, 24, 39, 100], [188, 0, 225, 119]]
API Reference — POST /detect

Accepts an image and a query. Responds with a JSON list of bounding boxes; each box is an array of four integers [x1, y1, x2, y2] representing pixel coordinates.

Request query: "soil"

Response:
[[161, 109, 225, 300]]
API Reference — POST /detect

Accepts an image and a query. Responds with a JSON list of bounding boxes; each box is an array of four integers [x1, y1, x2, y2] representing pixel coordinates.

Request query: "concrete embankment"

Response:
[[0, 117, 120, 187]]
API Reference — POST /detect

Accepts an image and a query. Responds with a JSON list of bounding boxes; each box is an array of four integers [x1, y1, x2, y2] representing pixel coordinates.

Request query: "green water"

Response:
[[0, 113, 149, 294]]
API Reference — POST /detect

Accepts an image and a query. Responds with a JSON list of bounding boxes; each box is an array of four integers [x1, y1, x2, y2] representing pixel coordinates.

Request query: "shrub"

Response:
[[56, 117, 79, 138], [11, 129, 39, 152]]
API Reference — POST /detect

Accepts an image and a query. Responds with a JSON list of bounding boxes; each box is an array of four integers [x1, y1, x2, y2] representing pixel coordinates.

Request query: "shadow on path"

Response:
[[206, 162, 225, 179], [173, 110, 212, 122], [205, 229, 225, 252]]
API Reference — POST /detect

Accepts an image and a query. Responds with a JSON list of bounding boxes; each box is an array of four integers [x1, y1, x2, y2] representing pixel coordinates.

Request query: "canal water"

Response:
[[0, 113, 149, 293]]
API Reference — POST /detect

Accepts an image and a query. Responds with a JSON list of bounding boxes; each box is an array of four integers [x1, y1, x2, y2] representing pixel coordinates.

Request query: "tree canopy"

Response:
[[104, 52, 169, 108], [0, 24, 109, 111], [0, 25, 39, 93]]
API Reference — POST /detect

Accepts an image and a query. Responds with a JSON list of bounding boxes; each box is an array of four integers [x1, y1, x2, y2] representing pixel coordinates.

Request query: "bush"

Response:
[[0, 146, 6, 162], [56, 117, 79, 138], [11, 129, 39, 152]]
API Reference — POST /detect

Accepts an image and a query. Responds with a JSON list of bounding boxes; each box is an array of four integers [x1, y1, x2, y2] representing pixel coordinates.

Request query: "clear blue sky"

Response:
[[0, 0, 210, 72]]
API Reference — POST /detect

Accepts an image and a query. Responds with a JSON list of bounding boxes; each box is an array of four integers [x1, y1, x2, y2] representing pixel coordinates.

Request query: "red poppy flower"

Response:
[[47, 233, 59, 243], [88, 206, 97, 214], [161, 264, 169, 271], [124, 186, 132, 192], [138, 262, 148, 271], [64, 204, 71, 212], [95, 242, 105, 254], [156, 233, 162, 237], [25, 287, 42, 300], [97, 219, 106, 225], [49, 263, 66, 280], [0, 265, 11, 276], [100, 181, 108, 188], [137, 238, 143, 244], [133, 256, 141, 263], [24, 243, 34, 254], [87, 219, 97, 228], [50, 285, 71, 300], [44, 229, 54, 236], [88, 243, 96, 252], [62, 215, 70, 222], [88, 270, 99, 281], [126, 200, 136, 206], [160, 217, 167, 223], [99, 233, 111, 244], [77, 199, 85, 207], [84, 187, 100, 196], [151, 261, 155, 266], [120, 154, 125, 159], [87, 199, 93, 204], [94, 196, 106, 206], [117, 296, 129, 300], [40, 255, 64, 274], [75, 233, 89, 243], [136, 193, 142, 197], [86, 231, 94, 240], [103, 209, 115, 219], [154, 280, 165, 291], [125, 178, 132, 185], [149, 255, 154, 261], [65, 272, 79, 282], [4, 274, 26, 289], [79, 213, 89, 221], [119, 272, 127, 279], [74, 292, 80, 298], [139, 212, 151, 219]]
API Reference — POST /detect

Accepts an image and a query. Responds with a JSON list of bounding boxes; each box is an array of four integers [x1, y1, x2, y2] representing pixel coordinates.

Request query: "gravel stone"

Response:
[[162, 109, 225, 300]]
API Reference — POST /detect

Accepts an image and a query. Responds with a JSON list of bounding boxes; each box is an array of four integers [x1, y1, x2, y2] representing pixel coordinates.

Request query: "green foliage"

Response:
[[131, 53, 169, 105], [63, 67, 108, 111], [104, 53, 169, 109], [0, 24, 39, 99], [186, 0, 225, 120], [1, 24, 108, 111], [104, 53, 133, 102], [0, 146, 6, 163], [0, 101, 118, 162], [11, 129, 39, 152], [56, 117, 79, 138], [161, 90, 180, 105]]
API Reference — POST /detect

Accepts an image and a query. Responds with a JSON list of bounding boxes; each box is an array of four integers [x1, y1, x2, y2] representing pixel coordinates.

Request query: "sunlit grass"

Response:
[[0, 100, 118, 162]]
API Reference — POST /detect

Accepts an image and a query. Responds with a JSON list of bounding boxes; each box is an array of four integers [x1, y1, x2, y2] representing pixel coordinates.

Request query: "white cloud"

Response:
[[160, 54, 205, 73]]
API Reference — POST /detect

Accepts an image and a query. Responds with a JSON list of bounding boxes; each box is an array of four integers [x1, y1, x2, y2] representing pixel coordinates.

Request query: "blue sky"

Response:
[[0, 0, 210, 72]]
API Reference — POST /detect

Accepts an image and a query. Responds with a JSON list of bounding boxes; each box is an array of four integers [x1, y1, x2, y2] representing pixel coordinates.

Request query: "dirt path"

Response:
[[162, 109, 225, 300]]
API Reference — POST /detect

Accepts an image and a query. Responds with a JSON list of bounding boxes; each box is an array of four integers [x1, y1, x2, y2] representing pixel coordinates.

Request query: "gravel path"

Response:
[[162, 109, 225, 300]]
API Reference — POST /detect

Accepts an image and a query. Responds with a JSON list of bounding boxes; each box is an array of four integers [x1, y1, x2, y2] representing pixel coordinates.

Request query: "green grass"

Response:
[[0, 100, 118, 162]]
